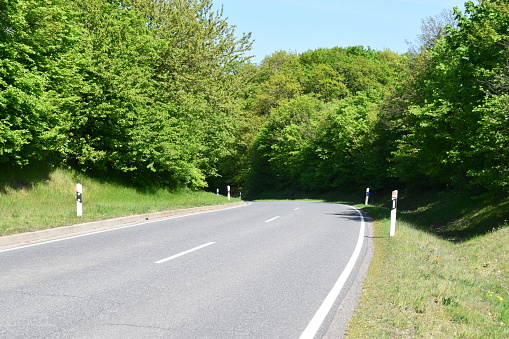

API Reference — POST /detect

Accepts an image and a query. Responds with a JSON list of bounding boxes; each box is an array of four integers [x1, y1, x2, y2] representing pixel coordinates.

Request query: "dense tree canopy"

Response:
[[247, 47, 405, 195], [0, 0, 80, 165], [1, 0, 508, 196], [391, 0, 509, 191], [1, 0, 252, 189]]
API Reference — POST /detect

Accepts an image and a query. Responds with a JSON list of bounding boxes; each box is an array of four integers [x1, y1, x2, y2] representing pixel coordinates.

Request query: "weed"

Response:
[[442, 296, 459, 307]]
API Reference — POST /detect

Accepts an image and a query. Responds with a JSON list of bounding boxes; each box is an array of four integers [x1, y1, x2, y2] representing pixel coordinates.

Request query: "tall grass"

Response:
[[0, 167, 237, 236]]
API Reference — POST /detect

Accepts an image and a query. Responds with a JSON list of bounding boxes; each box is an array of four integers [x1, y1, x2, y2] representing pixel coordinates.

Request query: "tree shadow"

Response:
[[71, 166, 188, 195], [378, 189, 509, 243], [0, 161, 53, 194], [249, 187, 509, 243], [247, 188, 364, 204], [325, 210, 364, 222]]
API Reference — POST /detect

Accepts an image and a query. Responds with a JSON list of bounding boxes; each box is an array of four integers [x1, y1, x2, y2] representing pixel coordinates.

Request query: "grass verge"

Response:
[[345, 192, 509, 338], [0, 166, 237, 236]]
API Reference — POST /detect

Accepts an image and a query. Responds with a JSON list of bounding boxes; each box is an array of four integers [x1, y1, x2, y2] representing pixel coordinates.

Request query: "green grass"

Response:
[[345, 192, 509, 338], [0, 166, 238, 236]]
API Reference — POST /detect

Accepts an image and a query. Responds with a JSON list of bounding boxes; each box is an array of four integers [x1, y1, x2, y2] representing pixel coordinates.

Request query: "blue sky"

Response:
[[213, 0, 470, 63]]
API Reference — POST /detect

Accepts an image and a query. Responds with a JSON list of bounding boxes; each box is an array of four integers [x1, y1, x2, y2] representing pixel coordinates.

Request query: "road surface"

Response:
[[0, 201, 371, 338]]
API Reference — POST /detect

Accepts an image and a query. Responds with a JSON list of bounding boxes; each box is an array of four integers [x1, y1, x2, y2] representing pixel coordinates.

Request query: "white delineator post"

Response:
[[76, 183, 83, 217], [216, 188, 219, 195], [390, 190, 398, 237], [365, 188, 370, 205], [227, 185, 231, 201]]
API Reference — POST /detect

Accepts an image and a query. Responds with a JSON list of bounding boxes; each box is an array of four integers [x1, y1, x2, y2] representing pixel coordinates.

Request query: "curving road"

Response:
[[0, 201, 371, 338]]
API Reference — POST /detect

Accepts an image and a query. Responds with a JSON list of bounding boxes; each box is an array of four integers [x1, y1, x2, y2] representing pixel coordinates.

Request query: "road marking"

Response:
[[294, 208, 299, 211], [0, 203, 249, 253], [264, 216, 280, 223], [299, 207, 366, 339], [155, 242, 215, 264]]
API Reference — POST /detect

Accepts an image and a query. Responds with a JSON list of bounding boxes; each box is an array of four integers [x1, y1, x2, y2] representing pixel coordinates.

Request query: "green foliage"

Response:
[[64, 0, 164, 182], [300, 46, 400, 96], [251, 95, 326, 190], [247, 46, 405, 195], [391, 0, 509, 192], [1, 0, 254, 190], [392, 101, 460, 184], [251, 51, 303, 115], [0, 0, 81, 165], [249, 89, 395, 193], [467, 94, 509, 191], [301, 63, 348, 101]]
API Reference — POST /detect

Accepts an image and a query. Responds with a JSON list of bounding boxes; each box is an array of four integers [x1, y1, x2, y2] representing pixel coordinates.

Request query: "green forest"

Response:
[[1, 0, 508, 198]]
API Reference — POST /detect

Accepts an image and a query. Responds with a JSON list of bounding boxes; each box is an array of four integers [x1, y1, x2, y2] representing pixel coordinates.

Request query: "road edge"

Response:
[[0, 201, 248, 249], [323, 208, 374, 338]]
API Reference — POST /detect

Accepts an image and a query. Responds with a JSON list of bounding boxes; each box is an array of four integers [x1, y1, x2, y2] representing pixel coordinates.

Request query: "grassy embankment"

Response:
[[0, 165, 237, 236], [345, 190, 509, 338]]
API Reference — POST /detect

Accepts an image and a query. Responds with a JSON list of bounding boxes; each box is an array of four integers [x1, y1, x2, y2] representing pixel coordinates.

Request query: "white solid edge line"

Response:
[[155, 242, 215, 264], [0, 203, 250, 254], [264, 216, 280, 223], [299, 207, 366, 339]]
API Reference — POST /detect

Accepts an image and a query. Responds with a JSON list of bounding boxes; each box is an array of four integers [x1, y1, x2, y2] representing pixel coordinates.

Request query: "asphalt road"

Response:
[[0, 201, 371, 338]]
